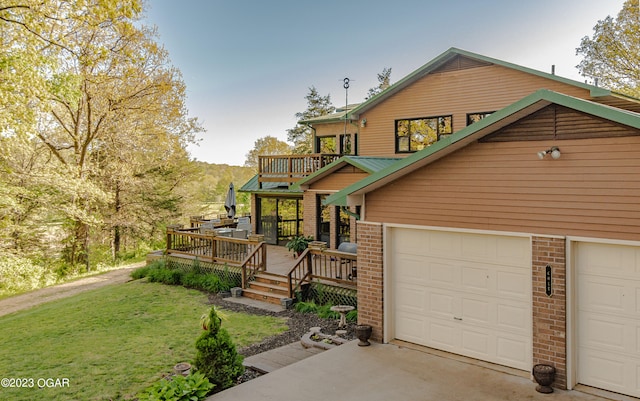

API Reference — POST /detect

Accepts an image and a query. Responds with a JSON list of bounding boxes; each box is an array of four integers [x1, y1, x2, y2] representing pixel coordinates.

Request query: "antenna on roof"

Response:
[[551, 65, 555, 75], [343, 77, 350, 139]]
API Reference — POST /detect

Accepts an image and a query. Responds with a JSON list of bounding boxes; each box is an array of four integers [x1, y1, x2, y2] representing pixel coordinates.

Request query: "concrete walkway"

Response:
[[208, 341, 626, 401]]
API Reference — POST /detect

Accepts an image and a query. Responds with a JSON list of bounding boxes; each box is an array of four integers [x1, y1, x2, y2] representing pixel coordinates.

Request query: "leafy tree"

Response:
[[287, 86, 334, 154], [244, 135, 292, 169], [0, 1, 201, 270], [365, 67, 392, 100], [576, 0, 640, 96]]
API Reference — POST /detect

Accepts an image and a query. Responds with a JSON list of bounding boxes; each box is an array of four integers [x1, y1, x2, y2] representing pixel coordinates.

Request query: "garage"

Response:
[[576, 241, 640, 398], [389, 227, 532, 370]]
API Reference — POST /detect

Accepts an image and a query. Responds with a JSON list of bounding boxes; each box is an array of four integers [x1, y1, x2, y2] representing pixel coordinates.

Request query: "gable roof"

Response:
[[303, 47, 640, 126], [292, 156, 401, 190], [324, 89, 640, 206]]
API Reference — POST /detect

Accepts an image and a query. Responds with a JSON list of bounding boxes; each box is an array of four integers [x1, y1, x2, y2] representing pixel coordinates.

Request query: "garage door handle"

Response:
[[454, 317, 462, 321]]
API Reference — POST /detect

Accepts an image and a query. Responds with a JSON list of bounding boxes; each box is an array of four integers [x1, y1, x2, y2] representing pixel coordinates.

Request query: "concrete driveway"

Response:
[[207, 341, 620, 401]]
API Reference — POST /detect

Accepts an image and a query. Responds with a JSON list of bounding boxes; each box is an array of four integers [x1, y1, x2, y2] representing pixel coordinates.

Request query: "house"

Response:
[[240, 47, 640, 396]]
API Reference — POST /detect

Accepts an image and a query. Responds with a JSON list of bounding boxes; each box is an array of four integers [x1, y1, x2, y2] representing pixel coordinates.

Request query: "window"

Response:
[[340, 133, 357, 155], [395, 115, 452, 153], [467, 111, 494, 125], [316, 136, 336, 153]]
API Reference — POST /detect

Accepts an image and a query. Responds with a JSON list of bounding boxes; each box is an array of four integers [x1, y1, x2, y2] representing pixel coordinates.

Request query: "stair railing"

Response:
[[240, 241, 267, 289], [286, 248, 313, 298]]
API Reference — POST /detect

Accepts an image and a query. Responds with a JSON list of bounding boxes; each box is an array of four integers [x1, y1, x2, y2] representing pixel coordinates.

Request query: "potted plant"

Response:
[[285, 235, 313, 257]]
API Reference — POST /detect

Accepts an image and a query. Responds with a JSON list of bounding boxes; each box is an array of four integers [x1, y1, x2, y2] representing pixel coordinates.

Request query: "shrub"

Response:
[[137, 372, 214, 401], [0, 253, 57, 297], [294, 300, 357, 323], [193, 307, 244, 391]]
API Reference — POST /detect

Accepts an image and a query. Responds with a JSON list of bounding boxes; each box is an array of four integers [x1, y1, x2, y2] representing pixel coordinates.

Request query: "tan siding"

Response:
[[365, 134, 640, 242], [309, 166, 369, 191], [358, 64, 596, 157], [483, 105, 637, 142]]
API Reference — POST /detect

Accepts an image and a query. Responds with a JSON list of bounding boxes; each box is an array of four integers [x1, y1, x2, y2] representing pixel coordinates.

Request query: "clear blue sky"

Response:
[[143, 0, 626, 166]]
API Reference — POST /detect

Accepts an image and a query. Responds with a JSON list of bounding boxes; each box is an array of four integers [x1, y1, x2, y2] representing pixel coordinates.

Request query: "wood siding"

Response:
[[357, 64, 597, 157], [364, 133, 640, 242], [482, 105, 638, 142], [309, 165, 369, 191]]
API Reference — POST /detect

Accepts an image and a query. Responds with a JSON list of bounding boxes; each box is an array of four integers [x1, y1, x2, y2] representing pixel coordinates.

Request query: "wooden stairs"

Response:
[[242, 272, 290, 306]]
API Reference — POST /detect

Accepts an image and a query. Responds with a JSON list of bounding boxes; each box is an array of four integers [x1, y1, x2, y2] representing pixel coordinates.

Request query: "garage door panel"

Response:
[[429, 261, 458, 286], [580, 315, 625, 350], [395, 312, 425, 343], [496, 335, 529, 369], [461, 266, 490, 291], [460, 297, 490, 324], [396, 286, 426, 313], [461, 329, 490, 357], [497, 270, 530, 300], [429, 292, 454, 316], [391, 228, 531, 371], [578, 243, 640, 277], [395, 256, 427, 283], [429, 321, 459, 350], [497, 303, 529, 333]]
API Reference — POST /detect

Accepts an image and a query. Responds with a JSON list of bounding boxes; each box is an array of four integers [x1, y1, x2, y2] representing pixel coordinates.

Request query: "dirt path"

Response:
[[0, 262, 145, 318]]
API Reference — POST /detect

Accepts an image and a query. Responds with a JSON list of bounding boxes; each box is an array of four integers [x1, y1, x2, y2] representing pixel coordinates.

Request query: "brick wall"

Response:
[[356, 221, 384, 341], [303, 192, 317, 240], [532, 236, 567, 389]]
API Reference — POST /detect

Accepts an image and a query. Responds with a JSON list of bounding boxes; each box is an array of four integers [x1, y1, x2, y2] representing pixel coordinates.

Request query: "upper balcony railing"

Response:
[[258, 153, 341, 188]]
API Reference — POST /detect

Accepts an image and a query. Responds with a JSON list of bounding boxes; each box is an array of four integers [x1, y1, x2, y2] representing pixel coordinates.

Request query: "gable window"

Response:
[[396, 115, 452, 153], [467, 111, 494, 125]]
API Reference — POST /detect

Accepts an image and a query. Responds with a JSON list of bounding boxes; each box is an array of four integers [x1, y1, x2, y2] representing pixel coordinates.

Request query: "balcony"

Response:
[[257, 153, 341, 188]]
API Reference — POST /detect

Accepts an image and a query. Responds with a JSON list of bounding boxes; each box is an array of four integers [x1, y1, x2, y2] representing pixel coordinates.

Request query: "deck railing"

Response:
[[286, 247, 357, 298], [166, 229, 265, 268], [258, 153, 341, 187]]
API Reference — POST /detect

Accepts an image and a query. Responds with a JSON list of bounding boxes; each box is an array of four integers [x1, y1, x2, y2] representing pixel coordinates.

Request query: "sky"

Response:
[[142, 0, 627, 166]]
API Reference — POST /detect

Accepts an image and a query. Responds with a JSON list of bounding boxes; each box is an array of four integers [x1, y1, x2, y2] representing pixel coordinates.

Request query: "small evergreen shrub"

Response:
[[137, 372, 214, 401], [193, 307, 244, 391]]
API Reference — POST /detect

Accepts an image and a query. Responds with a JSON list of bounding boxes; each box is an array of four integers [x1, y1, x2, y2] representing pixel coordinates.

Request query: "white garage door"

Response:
[[390, 228, 531, 370], [577, 242, 640, 397]]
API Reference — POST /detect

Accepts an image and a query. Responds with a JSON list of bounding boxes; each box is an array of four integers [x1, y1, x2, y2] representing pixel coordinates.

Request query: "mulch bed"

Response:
[[206, 294, 357, 384]]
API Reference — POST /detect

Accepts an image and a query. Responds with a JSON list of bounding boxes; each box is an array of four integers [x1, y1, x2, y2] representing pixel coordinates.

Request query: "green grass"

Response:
[[0, 280, 287, 401]]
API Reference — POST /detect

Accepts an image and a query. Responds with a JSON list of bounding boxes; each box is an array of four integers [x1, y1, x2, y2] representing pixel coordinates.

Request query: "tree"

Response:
[[287, 86, 334, 154], [0, 1, 201, 270], [244, 135, 292, 169], [576, 0, 640, 97], [194, 307, 244, 392], [365, 67, 392, 100]]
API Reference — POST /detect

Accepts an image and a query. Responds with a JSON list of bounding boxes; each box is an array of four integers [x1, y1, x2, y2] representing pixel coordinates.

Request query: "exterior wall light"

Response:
[[537, 146, 561, 160], [360, 118, 367, 127]]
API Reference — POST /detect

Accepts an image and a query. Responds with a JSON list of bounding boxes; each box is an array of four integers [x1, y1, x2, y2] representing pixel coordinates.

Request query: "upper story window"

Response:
[[467, 111, 494, 125], [316, 133, 357, 155], [396, 115, 452, 153]]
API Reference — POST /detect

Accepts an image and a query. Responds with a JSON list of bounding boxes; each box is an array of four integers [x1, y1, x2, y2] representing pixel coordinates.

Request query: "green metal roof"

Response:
[[325, 89, 640, 206], [238, 174, 303, 195], [291, 156, 401, 191]]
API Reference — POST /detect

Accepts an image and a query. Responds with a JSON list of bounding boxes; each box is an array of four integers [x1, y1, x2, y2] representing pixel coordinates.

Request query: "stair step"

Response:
[[253, 273, 289, 288], [242, 288, 287, 305], [247, 281, 289, 296]]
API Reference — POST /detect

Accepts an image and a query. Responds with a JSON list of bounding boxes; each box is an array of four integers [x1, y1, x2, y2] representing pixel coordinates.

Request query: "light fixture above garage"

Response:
[[537, 146, 561, 160]]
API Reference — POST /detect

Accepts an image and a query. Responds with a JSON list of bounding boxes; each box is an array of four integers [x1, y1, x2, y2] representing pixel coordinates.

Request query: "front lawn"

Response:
[[0, 280, 287, 401]]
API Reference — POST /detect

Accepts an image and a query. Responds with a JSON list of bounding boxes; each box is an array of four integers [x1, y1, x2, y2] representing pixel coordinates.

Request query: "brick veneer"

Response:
[[302, 192, 317, 240], [355, 221, 384, 341], [532, 236, 567, 389]]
